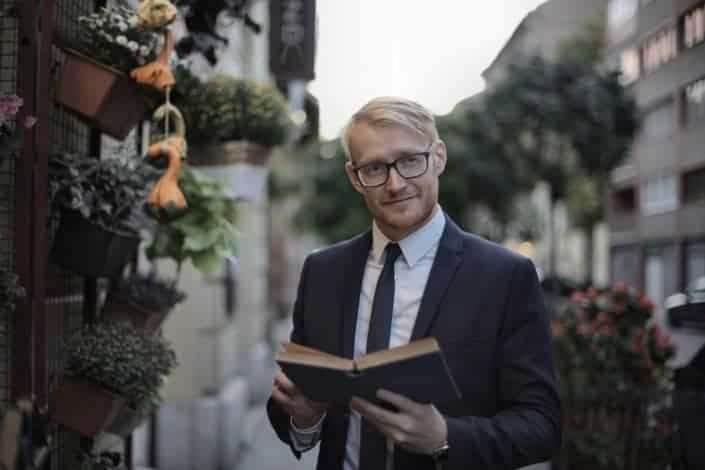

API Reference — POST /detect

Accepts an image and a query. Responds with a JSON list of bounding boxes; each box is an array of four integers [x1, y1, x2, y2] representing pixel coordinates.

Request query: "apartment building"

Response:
[[606, 0, 705, 309]]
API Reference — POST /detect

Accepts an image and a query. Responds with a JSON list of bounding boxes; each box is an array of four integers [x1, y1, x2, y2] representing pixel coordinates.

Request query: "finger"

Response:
[[377, 389, 420, 414], [351, 396, 401, 428], [274, 371, 299, 395], [271, 385, 296, 411]]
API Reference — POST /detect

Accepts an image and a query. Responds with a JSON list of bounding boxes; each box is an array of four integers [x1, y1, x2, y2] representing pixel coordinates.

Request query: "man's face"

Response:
[[345, 122, 447, 241]]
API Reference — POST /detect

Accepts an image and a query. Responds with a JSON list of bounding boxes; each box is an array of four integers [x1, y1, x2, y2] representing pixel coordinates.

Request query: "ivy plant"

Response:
[[146, 166, 238, 277], [48, 152, 157, 233]]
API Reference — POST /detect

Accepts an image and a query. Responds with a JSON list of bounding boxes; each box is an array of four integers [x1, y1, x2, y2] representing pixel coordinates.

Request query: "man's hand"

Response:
[[350, 389, 447, 455], [271, 371, 327, 428]]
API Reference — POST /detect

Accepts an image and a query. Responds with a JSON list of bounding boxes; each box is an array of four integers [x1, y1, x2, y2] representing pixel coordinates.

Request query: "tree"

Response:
[[475, 53, 638, 281], [288, 111, 528, 244]]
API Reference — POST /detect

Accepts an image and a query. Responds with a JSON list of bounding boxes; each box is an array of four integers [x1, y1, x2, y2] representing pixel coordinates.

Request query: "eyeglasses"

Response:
[[353, 143, 434, 188]]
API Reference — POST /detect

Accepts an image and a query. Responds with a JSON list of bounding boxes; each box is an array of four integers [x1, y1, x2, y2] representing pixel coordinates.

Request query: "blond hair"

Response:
[[340, 97, 439, 160]]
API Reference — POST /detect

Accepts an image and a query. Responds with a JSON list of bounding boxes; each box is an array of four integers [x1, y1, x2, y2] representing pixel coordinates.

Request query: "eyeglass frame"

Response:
[[352, 141, 436, 188]]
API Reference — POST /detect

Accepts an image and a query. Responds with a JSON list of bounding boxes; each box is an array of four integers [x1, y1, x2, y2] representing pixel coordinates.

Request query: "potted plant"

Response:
[[101, 273, 186, 333], [171, 67, 292, 166], [0, 93, 36, 161], [146, 165, 238, 277], [1, 264, 23, 317], [48, 152, 156, 278], [77, 451, 125, 470], [55, 3, 160, 139], [552, 283, 676, 469], [51, 321, 177, 437]]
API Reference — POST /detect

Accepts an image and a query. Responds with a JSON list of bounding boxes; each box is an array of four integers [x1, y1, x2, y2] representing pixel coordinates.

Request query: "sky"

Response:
[[309, 1, 547, 139]]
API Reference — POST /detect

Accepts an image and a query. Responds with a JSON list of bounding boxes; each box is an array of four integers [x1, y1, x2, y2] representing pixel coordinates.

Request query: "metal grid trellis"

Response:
[[46, 1, 97, 468], [0, 0, 19, 408]]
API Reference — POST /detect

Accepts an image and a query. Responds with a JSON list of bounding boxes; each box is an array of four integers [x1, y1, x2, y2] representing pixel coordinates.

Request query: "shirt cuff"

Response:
[[288, 413, 326, 451]]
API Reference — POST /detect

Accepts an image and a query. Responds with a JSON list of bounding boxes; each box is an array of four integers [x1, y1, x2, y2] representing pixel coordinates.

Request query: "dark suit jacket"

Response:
[[267, 216, 561, 469]]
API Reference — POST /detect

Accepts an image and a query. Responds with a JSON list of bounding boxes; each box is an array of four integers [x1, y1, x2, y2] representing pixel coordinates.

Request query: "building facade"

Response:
[[606, 0, 705, 312]]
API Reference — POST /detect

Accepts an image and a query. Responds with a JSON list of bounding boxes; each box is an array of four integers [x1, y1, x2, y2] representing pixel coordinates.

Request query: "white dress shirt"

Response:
[[290, 206, 446, 470]]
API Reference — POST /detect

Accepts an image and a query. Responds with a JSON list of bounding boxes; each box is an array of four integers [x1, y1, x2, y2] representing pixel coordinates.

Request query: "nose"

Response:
[[386, 167, 406, 191]]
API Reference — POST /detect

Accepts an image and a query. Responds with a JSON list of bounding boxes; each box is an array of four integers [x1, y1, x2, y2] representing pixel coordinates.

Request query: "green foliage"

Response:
[[146, 166, 238, 275], [557, 14, 606, 65], [72, 2, 159, 73], [77, 451, 125, 470], [291, 140, 370, 243], [0, 264, 20, 316], [553, 283, 676, 469], [48, 153, 157, 233], [554, 284, 674, 400], [64, 321, 177, 413], [114, 273, 186, 311], [172, 66, 292, 148]]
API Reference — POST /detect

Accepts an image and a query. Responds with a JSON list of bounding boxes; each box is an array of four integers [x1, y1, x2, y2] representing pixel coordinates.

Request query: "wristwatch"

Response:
[[431, 441, 449, 469]]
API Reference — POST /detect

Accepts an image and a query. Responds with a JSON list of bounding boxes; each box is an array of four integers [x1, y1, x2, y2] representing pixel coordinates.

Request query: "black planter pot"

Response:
[[668, 302, 705, 330], [51, 211, 140, 278]]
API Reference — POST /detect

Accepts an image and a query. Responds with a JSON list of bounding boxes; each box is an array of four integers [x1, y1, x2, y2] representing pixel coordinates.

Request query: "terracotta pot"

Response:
[[55, 49, 154, 140], [106, 404, 146, 437], [50, 211, 140, 279], [189, 141, 273, 167], [50, 376, 125, 437], [101, 293, 170, 334]]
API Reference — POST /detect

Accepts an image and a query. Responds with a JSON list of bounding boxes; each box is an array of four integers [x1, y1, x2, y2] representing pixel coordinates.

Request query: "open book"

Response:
[[275, 337, 461, 405]]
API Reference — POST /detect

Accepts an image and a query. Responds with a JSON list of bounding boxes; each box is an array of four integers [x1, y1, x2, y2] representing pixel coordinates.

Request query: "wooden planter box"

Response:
[[50, 211, 140, 279], [189, 141, 272, 167], [50, 376, 125, 437], [101, 293, 170, 334], [56, 49, 153, 140]]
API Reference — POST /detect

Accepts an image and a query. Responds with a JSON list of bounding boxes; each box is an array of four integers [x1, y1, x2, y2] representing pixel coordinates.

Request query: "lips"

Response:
[[384, 195, 416, 205]]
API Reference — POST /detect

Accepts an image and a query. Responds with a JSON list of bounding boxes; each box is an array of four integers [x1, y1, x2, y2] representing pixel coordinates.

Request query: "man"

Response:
[[267, 97, 561, 469]]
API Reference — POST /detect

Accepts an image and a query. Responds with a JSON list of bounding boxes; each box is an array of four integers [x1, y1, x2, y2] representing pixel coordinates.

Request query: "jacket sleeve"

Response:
[[444, 257, 562, 468], [266, 255, 313, 459]]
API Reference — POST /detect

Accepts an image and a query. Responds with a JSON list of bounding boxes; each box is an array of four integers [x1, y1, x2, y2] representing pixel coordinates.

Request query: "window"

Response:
[[641, 173, 678, 214], [620, 48, 641, 84], [613, 187, 637, 211], [684, 77, 705, 124], [684, 3, 705, 49], [641, 27, 678, 73], [682, 167, 705, 205], [641, 101, 674, 138], [608, 0, 638, 30]]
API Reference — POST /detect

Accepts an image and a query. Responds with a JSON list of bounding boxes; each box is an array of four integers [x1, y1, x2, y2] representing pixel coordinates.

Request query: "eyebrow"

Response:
[[359, 147, 428, 165]]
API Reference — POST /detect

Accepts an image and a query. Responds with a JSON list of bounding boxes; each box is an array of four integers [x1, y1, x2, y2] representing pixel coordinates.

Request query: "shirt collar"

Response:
[[371, 205, 446, 267]]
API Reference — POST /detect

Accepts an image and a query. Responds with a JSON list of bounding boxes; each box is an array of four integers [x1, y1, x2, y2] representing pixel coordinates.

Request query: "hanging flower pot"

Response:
[[101, 294, 170, 334], [55, 49, 154, 140], [189, 140, 272, 167], [101, 274, 185, 333], [106, 405, 146, 437], [50, 211, 140, 279], [50, 376, 125, 437]]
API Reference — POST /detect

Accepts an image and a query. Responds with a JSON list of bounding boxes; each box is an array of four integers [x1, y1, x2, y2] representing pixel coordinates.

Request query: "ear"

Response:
[[432, 140, 447, 176], [345, 161, 365, 195]]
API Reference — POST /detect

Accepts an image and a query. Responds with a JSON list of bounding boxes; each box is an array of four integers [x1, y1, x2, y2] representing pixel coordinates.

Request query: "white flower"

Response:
[[139, 46, 150, 57], [100, 31, 113, 42], [96, 19, 104, 27], [128, 41, 139, 52], [128, 16, 138, 27], [117, 21, 128, 32], [116, 35, 128, 46]]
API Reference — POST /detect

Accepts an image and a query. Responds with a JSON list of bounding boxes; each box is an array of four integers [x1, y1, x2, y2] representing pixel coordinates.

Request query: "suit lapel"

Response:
[[340, 231, 372, 359], [410, 217, 465, 341]]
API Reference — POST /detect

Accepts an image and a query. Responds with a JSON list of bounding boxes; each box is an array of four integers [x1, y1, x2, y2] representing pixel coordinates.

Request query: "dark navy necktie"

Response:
[[359, 242, 402, 470]]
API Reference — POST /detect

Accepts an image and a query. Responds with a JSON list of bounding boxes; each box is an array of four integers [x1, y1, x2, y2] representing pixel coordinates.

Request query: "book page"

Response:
[[275, 350, 354, 371], [356, 337, 440, 370]]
